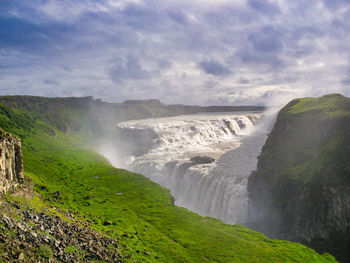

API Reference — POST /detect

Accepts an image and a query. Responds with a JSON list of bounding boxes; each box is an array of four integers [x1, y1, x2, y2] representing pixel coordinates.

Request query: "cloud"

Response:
[[248, 27, 284, 53], [198, 59, 231, 76], [108, 55, 150, 84], [238, 78, 250, 84], [0, 0, 350, 105], [323, 0, 349, 10], [43, 79, 61, 86], [247, 0, 280, 16]]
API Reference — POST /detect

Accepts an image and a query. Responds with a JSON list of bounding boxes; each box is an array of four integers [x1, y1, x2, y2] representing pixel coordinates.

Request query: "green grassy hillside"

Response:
[[0, 96, 336, 262]]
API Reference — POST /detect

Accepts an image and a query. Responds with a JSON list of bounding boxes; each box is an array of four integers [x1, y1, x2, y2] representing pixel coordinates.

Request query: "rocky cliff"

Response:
[[0, 129, 24, 194], [248, 94, 350, 262]]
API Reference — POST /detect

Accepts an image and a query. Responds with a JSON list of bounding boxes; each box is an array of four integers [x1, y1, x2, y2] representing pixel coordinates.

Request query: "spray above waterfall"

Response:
[[100, 112, 274, 224]]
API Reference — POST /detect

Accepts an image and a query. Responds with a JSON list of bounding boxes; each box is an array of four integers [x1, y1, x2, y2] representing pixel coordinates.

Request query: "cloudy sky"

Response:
[[0, 0, 349, 105]]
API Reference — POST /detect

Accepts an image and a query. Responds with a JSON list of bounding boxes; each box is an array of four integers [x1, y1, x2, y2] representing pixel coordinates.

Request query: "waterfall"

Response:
[[106, 112, 269, 224]]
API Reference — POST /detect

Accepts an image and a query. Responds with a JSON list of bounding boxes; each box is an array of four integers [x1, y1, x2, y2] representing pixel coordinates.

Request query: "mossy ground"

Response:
[[280, 93, 350, 119], [0, 97, 337, 262]]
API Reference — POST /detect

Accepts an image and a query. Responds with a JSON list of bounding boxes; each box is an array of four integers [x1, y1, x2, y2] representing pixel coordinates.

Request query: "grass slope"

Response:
[[0, 97, 336, 262]]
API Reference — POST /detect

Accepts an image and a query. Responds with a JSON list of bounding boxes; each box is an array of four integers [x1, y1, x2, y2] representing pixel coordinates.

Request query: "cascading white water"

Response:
[[112, 112, 270, 224]]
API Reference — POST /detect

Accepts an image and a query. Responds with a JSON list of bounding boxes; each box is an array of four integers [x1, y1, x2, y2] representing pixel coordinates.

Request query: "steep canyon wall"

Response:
[[248, 94, 350, 262]]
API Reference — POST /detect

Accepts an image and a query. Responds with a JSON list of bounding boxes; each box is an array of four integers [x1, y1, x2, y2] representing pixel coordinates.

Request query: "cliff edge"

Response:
[[0, 129, 24, 194], [248, 94, 350, 262]]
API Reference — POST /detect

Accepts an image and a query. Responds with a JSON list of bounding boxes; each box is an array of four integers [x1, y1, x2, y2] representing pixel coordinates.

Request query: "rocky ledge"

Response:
[[190, 156, 215, 165]]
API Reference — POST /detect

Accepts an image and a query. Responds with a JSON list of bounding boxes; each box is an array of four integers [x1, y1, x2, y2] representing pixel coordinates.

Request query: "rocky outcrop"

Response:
[[190, 156, 215, 165], [248, 94, 350, 262], [0, 131, 24, 194]]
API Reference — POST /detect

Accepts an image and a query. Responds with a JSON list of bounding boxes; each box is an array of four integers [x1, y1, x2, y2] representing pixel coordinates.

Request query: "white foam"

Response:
[[112, 112, 270, 224]]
